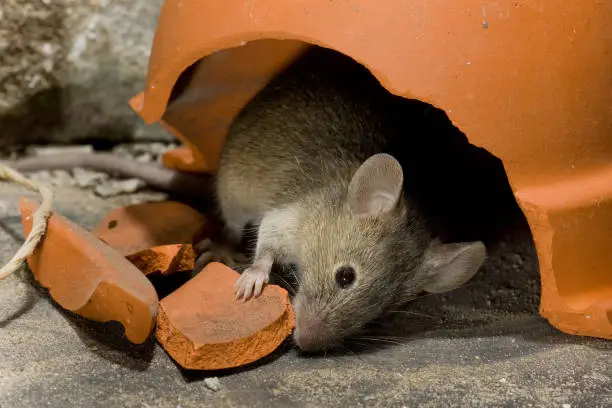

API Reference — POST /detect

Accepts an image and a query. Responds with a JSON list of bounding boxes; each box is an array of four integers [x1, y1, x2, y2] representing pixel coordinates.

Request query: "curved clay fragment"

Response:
[[155, 262, 295, 370], [20, 198, 159, 344], [127, 244, 195, 276], [92, 201, 207, 256]]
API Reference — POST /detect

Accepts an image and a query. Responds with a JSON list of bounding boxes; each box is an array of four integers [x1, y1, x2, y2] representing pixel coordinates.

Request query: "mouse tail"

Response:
[[2, 153, 213, 200]]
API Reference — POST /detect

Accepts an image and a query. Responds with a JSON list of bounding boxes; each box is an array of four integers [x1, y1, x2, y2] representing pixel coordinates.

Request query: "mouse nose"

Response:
[[293, 314, 332, 352]]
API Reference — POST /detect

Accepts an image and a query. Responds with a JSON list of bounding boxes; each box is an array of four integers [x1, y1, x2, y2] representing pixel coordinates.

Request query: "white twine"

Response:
[[0, 163, 54, 280]]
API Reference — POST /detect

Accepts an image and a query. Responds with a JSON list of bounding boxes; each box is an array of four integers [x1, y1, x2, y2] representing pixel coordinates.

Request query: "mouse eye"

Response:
[[335, 266, 356, 289]]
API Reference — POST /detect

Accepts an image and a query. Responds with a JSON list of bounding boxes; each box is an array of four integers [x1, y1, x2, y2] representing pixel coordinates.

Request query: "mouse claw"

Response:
[[192, 251, 213, 277], [252, 276, 267, 298], [193, 237, 247, 275], [194, 238, 213, 254], [242, 282, 254, 302], [234, 284, 245, 301], [234, 274, 251, 301], [234, 263, 270, 302]]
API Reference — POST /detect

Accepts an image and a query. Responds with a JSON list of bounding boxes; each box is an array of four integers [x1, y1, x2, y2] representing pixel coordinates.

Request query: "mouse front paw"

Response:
[[234, 261, 272, 301], [193, 238, 249, 275]]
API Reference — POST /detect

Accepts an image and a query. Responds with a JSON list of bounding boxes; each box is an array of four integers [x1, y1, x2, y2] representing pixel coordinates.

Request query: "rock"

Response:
[[112, 178, 146, 193], [50, 170, 76, 187], [112, 142, 174, 162], [27, 170, 54, 185], [25, 169, 76, 188], [94, 178, 145, 197], [135, 152, 153, 163], [0, 0, 172, 150], [149, 142, 176, 156], [204, 377, 221, 392], [110, 144, 134, 159], [72, 167, 109, 188]]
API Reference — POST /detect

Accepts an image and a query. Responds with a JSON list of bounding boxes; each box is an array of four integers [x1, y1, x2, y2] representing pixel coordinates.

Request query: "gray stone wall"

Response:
[[0, 0, 171, 150]]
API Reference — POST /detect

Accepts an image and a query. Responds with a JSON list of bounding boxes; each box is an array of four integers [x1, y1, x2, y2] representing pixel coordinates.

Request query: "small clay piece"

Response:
[[92, 201, 208, 256], [126, 244, 195, 276], [155, 262, 295, 370], [20, 198, 159, 344]]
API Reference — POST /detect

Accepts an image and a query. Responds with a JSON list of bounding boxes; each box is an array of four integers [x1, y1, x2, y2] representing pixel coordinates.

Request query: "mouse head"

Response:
[[293, 153, 486, 352]]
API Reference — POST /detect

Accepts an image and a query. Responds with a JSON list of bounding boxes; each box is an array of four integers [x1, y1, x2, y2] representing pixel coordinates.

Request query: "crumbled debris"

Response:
[[49, 170, 76, 188], [2, 142, 179, 198], [204, 377, 221, 392], [94, 179, 146, 198], [125, 192, 168, 205], [110, 145, 134, 159], [28, 170, 75, 188], [26, 170, 53, 185], [112, 142, 177, 162], [135, 152, 153, 163], [72, 168, 109, 189]]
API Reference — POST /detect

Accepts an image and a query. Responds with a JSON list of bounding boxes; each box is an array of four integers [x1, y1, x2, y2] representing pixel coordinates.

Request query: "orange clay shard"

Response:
[[155, 262, 295, 370], [20, 198, 159, 344]]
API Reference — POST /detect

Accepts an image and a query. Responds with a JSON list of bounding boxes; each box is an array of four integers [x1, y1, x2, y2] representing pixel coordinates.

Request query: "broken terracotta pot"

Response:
[[20, 198, 159, 344], [126, 244, 195, 276], [156, 262, 294, 370], [92, 201, 207, 257], [130, 0, 612, 340]]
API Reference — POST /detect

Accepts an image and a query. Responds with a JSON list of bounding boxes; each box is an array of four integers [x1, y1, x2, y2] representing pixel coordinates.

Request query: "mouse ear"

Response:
[[347, 153, 404, 218], [421, 241, 486, 293]]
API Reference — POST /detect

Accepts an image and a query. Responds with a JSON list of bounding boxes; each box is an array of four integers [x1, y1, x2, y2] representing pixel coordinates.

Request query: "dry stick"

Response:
[[0, 163, 54, 280]]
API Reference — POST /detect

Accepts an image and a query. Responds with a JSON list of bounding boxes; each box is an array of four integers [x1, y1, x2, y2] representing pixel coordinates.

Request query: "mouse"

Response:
[[194, 45, 487, 353]]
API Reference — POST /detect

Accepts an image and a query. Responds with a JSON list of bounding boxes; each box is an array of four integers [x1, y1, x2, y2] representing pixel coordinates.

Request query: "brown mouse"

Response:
[[196, 46, 487, 352]]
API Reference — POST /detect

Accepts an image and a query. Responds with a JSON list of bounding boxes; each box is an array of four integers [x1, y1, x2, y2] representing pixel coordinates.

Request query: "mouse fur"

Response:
[[197, 46, 487, 352]]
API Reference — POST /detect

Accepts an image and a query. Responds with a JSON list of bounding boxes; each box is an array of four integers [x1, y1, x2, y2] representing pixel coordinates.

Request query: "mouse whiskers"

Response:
[[271, 273, 297, 295], [384, 310, 436, 319], [343, 339, 387, 353], [352, 335, 407, 346], [288, 267, 302, 288]]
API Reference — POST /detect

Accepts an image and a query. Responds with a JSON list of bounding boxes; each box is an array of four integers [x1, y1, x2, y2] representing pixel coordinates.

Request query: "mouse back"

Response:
[[215, 46, 395, 217]]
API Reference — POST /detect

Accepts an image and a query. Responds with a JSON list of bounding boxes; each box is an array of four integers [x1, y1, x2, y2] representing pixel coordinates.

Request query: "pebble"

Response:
[[149, 142, 175, 156], [27, 170, 53, 184], [111, 145, 133, 159], [204, 377, 221, 392], [50, 170, 76, 187], [135, 153, 153, 163], [94, 178, 145, 197], [72, 168, 109, 188], [112, 142, 173, 160]]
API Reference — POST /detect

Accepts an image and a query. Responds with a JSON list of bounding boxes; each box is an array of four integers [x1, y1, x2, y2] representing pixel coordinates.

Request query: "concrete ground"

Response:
[[0, 182, 610, 407]]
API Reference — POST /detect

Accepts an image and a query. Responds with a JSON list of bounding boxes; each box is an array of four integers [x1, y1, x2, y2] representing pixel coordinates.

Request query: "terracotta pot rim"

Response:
[[137, 34, 407, 124]]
